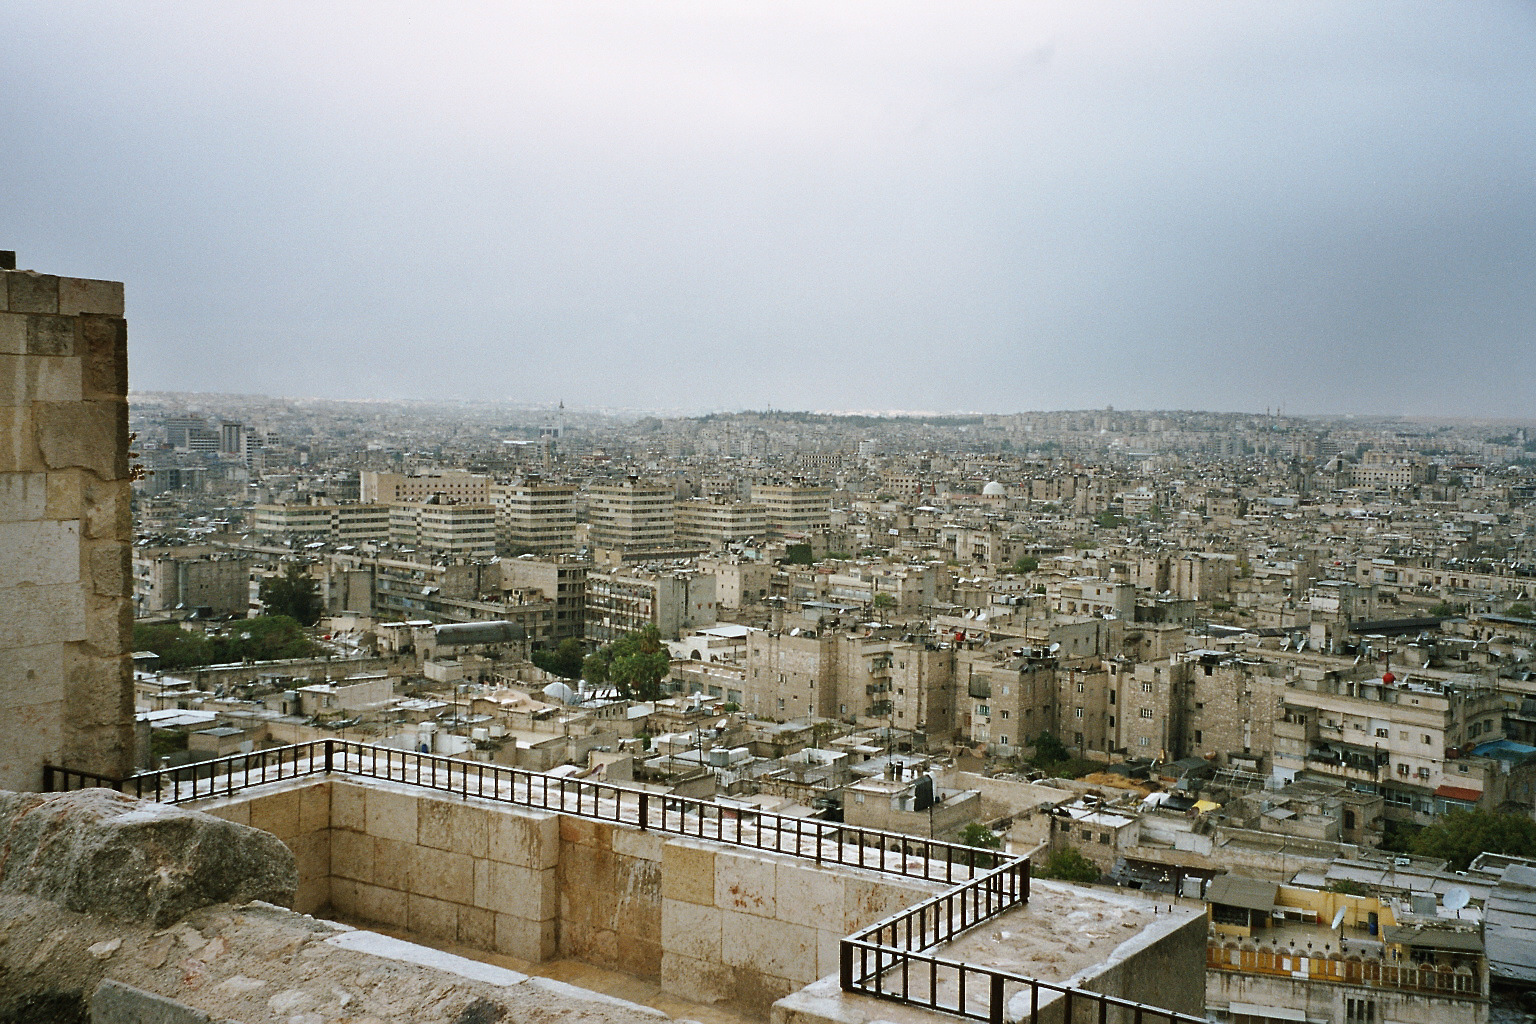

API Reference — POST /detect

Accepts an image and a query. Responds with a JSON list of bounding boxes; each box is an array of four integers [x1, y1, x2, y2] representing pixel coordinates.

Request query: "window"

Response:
[[1138, 737, 1150, 747], [1108, 716, 1115, 727], [1074, 732, 1083, 745], [998, 735, 1007, 745], [1075, 681, 1085, 693], [1000, 710, 1009, 720], [1099, 832, 1110, 844], [1422, 734, 1431, 744], [1140, 682, 1153, 693], [1108, 691, 1116, 705], [1375, 728, 1389, 738], [1397, 763, 1410, 776], [1140, 709, 1154, 719], [1075, 707, 1084, 718], [1345, 997, 1375, 1023], [1399, 731, 1408, 741], [1195, 730, 1203, 744]]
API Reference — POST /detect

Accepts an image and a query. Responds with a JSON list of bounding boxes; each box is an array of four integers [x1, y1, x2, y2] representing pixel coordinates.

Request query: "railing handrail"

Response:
[[46, 739, 1010, 884]]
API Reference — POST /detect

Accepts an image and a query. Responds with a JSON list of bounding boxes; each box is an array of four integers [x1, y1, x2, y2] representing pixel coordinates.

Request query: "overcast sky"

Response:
[[4, 2, 1534, 417]]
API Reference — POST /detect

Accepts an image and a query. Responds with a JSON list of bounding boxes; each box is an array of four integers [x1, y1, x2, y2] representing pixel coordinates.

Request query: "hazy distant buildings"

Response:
[[751, 480, 832, 539], [133, 548, 253, 619], [675, 496, 768, 549], [361, 469, 493, 504], [587, 476, 676, 560], [252, 501, 391, 545]]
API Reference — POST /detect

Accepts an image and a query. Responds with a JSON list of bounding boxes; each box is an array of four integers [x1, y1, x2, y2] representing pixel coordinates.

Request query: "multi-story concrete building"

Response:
[[133, 548, 254, 619], [252, 501, 391, 545], [491, 476, 577, 556], [674, 496, 768, 549], [502, 556, 587, 641], [586, 476, 675, 560], [361, 469, 493, 505], [585, 568, 716, 643], [751, 480, 832, 539], [388, 498, 496, 560]]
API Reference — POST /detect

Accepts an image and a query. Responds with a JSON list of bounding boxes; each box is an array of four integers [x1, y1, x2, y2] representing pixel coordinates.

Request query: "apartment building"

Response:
[[491, 476, 577, 556], [674, 496, 768, 549], [501, 556, 587, 640], [1272, 667, 1508, 825], [751, 480, 832, 539], [133, 549, 254, 619], [361, 470, 493, 504], [587, 476, 676, 558], [388, 498, 496, 559], [252, 501, 391, 545], [585, 568, 716, 643]]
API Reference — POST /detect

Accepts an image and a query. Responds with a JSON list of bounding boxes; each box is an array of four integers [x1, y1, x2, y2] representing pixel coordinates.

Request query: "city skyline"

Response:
[[6, 2, 1535, 416]]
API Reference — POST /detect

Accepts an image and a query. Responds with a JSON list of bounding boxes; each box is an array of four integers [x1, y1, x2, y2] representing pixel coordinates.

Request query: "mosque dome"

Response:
[[982, 481, 1007, 497]]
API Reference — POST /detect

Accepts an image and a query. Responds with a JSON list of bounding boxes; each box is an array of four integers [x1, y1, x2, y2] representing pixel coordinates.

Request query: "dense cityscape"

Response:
[[128, 390, 1536, 1022]]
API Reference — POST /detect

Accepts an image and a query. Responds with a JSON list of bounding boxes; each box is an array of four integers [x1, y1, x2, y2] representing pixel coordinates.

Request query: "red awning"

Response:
[[1434, 784, 1481, 803]]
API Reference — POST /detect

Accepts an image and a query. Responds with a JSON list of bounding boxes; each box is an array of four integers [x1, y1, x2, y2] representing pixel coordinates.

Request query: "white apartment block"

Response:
[[361, 470, 493, 505], [587, 477, 675, 554], [388, 499, 496, 559], [491, 477, 577, 556], [675, 497, 768, 549], [252, 502, 391, 544], [751, 481, 832, 539]]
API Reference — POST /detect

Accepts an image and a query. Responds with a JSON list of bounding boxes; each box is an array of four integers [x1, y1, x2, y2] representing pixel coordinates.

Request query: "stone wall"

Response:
[[0, 258, 133, 791], [200, 778, 940, 1020]]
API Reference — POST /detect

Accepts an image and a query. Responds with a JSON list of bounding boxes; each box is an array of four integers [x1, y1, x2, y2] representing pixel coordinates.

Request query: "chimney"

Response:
[[0, 251, 15, 270]]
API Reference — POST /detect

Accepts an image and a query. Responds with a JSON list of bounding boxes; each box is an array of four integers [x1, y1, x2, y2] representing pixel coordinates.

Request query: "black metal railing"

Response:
[[840, 857, 1203, 1024], [45, 739, 1008, 884]]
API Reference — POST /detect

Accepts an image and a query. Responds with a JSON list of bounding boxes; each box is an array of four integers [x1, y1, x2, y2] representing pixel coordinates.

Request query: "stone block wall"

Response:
[[324, 780, 561, 963], [201, 779, 332, 915], [0, 260, 133, 791]]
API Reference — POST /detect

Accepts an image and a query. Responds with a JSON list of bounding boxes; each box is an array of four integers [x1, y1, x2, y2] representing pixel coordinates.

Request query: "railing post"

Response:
[[839, 941, 853, 990], [639, 792, 649, 830], [989, 973, 1005, 1024], [324, 738, 334, 774]]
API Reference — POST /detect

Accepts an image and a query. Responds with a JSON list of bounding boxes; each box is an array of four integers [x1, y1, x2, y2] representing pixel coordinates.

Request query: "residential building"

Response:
[[388, 498, 496, 559], [752, 480, 832, 539]]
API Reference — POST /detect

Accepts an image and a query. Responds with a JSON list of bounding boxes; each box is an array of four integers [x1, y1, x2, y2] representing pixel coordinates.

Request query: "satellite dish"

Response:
[[1330, 907, 1347, 930], [1444, 887, 1471, 912]]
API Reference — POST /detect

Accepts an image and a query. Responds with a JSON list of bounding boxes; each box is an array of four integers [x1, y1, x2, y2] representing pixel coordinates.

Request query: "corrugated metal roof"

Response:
[[1382, 925, 1484, 952], [1206, 875, 1278, 912]]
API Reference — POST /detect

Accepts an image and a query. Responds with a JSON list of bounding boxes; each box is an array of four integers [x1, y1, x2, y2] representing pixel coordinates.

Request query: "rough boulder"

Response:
[[0, 788, 296, 926]]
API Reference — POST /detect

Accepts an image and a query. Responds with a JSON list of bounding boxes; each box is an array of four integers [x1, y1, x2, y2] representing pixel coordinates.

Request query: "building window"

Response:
[[1140, 709, 1154, 720], [998, 735, 1007, 745], [1000, 710, 1009, 720], [1108, 691, 1115, 705], [1140, 682, 1153, 693], [1076, 681, 1084, 693], [1345, 997, 1375, 1023], [1075, 707, 1084, 718], [1138, 737, 1150, 747], [1397, 763, 1410, 776], [1194, 730, 1202, 744]]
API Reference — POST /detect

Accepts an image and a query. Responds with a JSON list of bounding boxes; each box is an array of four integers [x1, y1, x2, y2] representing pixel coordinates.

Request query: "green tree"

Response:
[[531, 637, 586, 680], [1507, 603, 1534, 619], [1411, 808, 1536, 870], [582, 649, 611, 686], [132, 616, 317, 669], [872, 593, 896, 609], [583, 625, 670, 700], [784, 543, 814, 565], [1009, 556, 1039, 574], [1034, 846, 1100, 883], [959, 822, 1002, 849], [1030, 731, 1070, 765], [259, 563, 323, 626]]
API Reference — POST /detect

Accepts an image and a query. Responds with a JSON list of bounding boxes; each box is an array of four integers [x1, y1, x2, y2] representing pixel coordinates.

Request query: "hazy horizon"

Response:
[[8, 3, 1535, 417]]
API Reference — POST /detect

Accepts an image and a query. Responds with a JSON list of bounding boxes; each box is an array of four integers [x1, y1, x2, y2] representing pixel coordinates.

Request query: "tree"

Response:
[[784, 543, 814, 565], [959, 822, 1002, 849], [872, 593, 896, 609], [584, 625, 670, 701], [1030, 731, 1070, 765], [1507, 603, 1534, 619], [1034, 846, 1100, 884], [1009, 556, 1039, 574], [531, 637, 585, 680], [259, 563, 323, 626], [1410, 808, 1536, 870]]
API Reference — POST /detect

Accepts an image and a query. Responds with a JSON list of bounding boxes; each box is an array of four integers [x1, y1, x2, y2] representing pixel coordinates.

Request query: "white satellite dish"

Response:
[[1444, 886, 1471, 913], [1330, 907, 1347, 930]]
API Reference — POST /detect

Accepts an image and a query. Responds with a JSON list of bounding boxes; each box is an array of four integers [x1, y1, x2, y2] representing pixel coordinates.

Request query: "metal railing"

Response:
[[840, 857, 1204, 1024], [45, 740, 1008, 884], [1207, 942, 1483, 998]]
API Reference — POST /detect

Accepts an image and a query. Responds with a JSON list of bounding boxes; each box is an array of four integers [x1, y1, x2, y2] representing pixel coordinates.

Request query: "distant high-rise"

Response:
[[492, 476, 577, 556], [587, 476, 675, 556]]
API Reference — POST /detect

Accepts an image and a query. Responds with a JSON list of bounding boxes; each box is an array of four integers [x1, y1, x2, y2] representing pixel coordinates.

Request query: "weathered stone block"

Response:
[[0, 643, 66, 708], [0, 312, 24, 354], [661, 898, 722, 961], [611, 825, 664, 861], [0, 581, 87, 646], [816, 928, 842, 978], [298, 780, 330, 833], [331, 780, 367, 832], [617, 936, 662, 981], [327, 876, 359, 915], [24, 314, 75, 356], [373, 836, 412, 891], [79, 475, 131, 539], [478, 861, 557, 920], [329, 826, 374, 883], [77, 313, 127, 400], [0, 519, 80, 588], [91, 979, 215, 1024], [87, 540, 129, 597], [7, 272, 58, 314], [0, 699, 62, 791], [458, 904, 496, 949], [843, 875, 932, 931], [364, 786, 418, 844], [248, 787, 301, 840], [496, 911, 558, 961], [58, 276, 124, 316], [286, 829, 330, 887], [721, 910, 817, 982], [407, 893, 459, 943], [0, 352, 81, 403], [0, 472, 47, 521], [661, 840, 715, 905], [614, 856, 662, 943], [409, 843, 475, 904], [81, 590, 132, 658], [351, 881, 407, 926], [35, 401, 127, 478], [419, 796, 489, 857], [294, 873, 329, 916], [489, 808, 558, 867], [775, 862, 845, 931], [660, 951, 736, 1006], [0, 788, 297, 926], [0, 406, 44, 474], [715, 849, 776, 918]]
